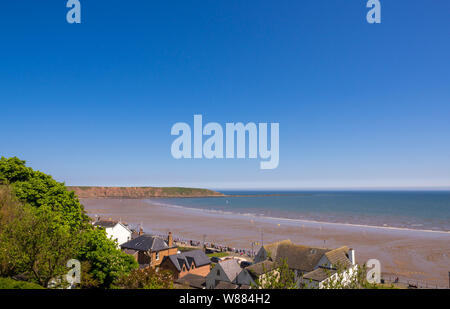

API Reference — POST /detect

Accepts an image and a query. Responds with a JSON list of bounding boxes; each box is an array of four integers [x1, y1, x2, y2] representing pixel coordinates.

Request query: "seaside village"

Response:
[[93, 217, 359, 289]]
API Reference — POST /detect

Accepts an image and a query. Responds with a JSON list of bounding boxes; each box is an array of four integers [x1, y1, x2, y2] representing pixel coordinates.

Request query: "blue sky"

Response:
[[0, 1, 449, 190]]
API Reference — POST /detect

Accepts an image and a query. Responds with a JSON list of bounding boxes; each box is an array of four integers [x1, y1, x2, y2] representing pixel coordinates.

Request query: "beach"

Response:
[[81, 198, 450, 288]]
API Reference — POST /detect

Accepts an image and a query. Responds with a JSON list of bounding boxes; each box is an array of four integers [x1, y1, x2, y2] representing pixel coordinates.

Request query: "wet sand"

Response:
[[81, 198, 450, 288]]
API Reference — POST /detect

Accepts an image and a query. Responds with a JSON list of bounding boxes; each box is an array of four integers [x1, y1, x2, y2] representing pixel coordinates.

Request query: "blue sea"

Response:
[[149, 191, 450, 232]]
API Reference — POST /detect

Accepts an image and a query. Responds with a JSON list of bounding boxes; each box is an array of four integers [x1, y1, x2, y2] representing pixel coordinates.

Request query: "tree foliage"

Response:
[[114, 267, 174, 289], [0, 186, 81, 286], [0, 157, 139, 288], [0, 157, 89, 230], [77, 228, 138, 287]]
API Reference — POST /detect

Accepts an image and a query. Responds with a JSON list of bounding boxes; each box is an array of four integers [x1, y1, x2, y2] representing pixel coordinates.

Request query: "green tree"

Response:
[[77, 228, 138, 288], [0, 185, 27, 277], [0, 157, 139, 289], [0, 186, 81, 286], [0, 156, 89, 230], [78, 261, 100, 289]]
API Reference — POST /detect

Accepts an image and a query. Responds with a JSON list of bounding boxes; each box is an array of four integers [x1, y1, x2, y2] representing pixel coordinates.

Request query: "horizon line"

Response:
[[66, 184, 450, 191]]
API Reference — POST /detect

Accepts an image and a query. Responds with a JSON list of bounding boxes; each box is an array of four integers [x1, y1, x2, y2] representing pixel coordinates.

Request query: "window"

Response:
[[156, 252, 160, 260], [217, 269, 220, 276]]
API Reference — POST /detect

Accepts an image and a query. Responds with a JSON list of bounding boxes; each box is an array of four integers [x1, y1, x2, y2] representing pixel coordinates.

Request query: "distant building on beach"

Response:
[[160, 249, 211, 279], [121, 232, 178, 268], [93, 219, 132, 247], [241, 239, 357, 288]]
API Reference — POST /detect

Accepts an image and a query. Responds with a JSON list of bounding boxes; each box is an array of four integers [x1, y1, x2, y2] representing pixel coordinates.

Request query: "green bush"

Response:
[[0, 277, 44, 289]]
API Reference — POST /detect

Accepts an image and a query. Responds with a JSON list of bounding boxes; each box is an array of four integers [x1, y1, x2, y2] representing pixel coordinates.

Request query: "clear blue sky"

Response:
[[1, 1, 449, 190]]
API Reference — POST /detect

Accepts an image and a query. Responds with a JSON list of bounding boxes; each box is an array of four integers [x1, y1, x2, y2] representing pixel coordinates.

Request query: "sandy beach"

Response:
[[81, 198, 450, 288]]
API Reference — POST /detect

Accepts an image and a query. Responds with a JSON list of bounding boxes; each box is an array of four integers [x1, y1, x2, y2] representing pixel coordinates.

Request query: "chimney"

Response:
[[168, 232, 173, 247], [348, 248, 355, 265], [139, 226, 144, 236]]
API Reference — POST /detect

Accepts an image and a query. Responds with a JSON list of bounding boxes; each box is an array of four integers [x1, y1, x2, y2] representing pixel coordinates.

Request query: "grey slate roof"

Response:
[[120, 234, 172, 252], [219, 259, 242, 282], [184, 250, 211, 267], [166, 254, 189, 272], [93, 220, 118, 228], [163, 250, 211, 272]]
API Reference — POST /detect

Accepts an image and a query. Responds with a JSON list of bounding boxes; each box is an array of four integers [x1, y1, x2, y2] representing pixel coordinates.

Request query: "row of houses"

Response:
[[208, 239, 357, 289], [93, 219, 358, 289], [93, 219, 212, 280]]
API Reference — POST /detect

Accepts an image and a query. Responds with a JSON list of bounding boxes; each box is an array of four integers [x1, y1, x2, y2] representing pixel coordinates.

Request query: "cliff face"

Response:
[[67, 186, 224, 199]]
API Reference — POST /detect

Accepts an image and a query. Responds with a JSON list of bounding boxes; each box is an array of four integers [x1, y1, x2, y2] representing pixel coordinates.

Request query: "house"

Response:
[[120, 232, 178, 268], [206, 259, 243, 289], [301, 246, 357, 288], [160, 250, 211, 279], [93, 219, 132, 247], [247, 239, 357, 288], [237, 260, 275, 287]]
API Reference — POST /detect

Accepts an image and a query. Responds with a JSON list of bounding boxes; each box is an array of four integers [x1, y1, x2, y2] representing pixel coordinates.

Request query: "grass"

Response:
[[373, 283, 401, 289], [178, 246, 197, 252], [207, 252, 229, 258]]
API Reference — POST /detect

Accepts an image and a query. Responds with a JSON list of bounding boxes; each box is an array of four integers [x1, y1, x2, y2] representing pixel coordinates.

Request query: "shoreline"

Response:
[[81, 198, 450, 288], [145, 200, 450, 235]]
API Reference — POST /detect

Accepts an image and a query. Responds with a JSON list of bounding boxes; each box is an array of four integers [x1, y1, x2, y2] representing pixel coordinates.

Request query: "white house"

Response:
[[93, 219, 132, 247]]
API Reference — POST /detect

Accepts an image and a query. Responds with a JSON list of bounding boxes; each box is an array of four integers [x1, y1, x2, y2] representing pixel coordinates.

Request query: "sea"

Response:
[[147, 191, 450, 233]]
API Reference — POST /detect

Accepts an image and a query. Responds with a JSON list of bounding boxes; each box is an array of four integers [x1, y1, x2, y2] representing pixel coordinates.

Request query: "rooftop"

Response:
[[174, 274, 206, 289], [164, 250, 211, 272], [246, 260, 277, 277], [93, 220, 119, 228], [121, 234, 174, 252], [218, 259, 242, 282], [302, 267, 338, 282], [262, 240, 352, 272]]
